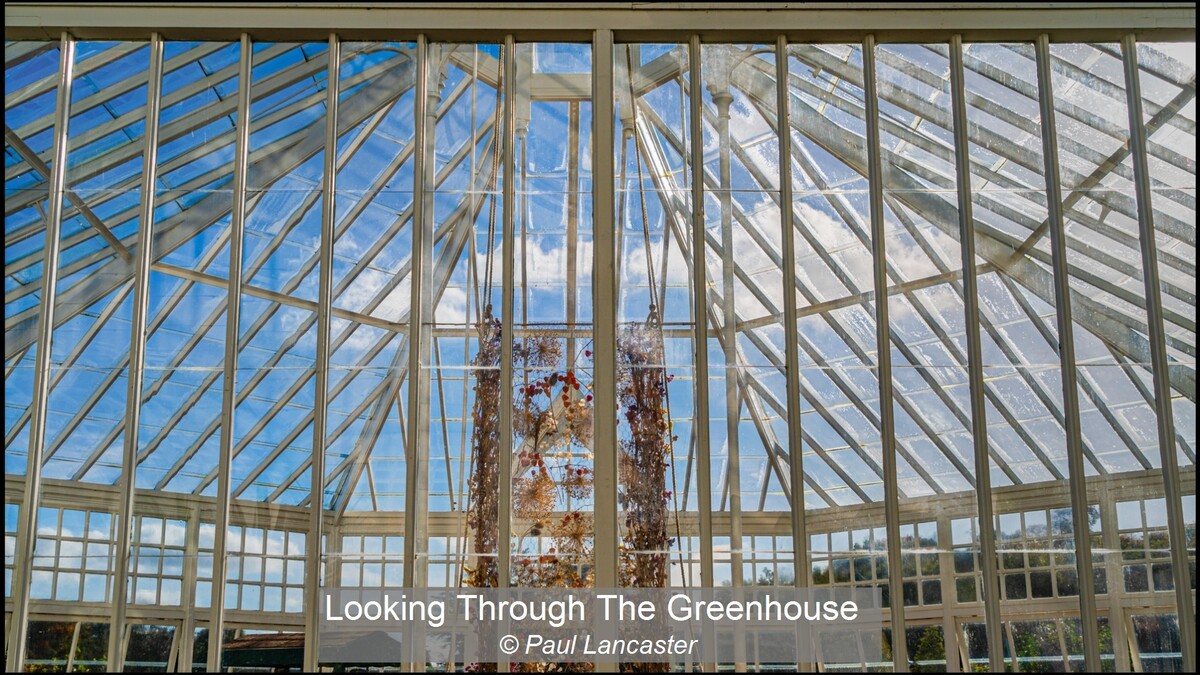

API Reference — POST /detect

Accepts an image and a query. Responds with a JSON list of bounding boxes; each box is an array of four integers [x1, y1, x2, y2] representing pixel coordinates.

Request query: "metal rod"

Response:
[[106, 31, 164, 672], [592, 28, 620, 590], [5, 31, 74, 674], [775, 36, 816, 673], [591, 29, 620, 674], [499, 34, 517, 591], [691, 35, 715, 583], [497, 35, 518, 673], [176, 506, 200, 672], [689, 35, 716, 592], [401, 35, 431, 673], [302, 32, 340, 672], [1120, 33, 1196, 673], [949, 34, 1005, 674], [709, 45, 746, 611], [774, 34, 808, 588], [403, 33, 430, 590], [687, 36, 720, 675], [863, 33, 909, 673], [566, 99, 580, 384], [1034, 33, 1102, 673], [207, 31, 252, 673]]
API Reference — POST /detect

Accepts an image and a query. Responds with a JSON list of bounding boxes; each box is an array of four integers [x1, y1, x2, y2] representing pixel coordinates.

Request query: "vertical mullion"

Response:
[[592, 28, 619, 590], [5, 32, 73, 673], [774, 35, 807, 588], [403, 33, 430, 589], [689, 34, 719, 675], [498, 34, 516, 595], [566, 101, 580, 375], [592, 27, 620, 674], [1034, 33, 1102, 674], [689, 34, 716, 592], [948, 34, 1004, 674], [936, 517, 962, 673], [108, 32, 165, 671], [710, 45, 744, 609], [176, 506, 200, 673], [1099, 494, 1132, 671], [496, 33, 518, 674], [863, 33, 909, 674], [1120, 34, 1196, 673], [303, 32, 340, 673], [208, 32, 252, 673], [777, 34, 815, 674], [402, 35, 431, 671]]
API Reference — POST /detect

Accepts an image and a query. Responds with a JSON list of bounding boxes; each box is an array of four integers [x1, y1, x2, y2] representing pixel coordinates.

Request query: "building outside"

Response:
[[3, 2, 1196, 672]]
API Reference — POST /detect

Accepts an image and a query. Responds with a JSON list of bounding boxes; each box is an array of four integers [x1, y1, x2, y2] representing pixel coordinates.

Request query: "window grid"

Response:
[[995, 507, 1105, 602], [222, 525, 306, 613], [744, 535, 795, 587], [337, 534, 403, 589], [810, 521, 941, 607], [29, 507, 115, 603], [1118, 497, 1197, 594], [129, 516, 187, 606], [5, 502, 17, 598]]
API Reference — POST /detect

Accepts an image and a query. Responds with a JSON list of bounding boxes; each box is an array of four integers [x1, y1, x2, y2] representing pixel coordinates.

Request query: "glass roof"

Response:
[[4, 38, 1195, 511]]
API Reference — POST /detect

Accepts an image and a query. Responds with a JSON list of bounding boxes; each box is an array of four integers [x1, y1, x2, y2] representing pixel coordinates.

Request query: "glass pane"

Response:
[[125, 624, 176, 673]]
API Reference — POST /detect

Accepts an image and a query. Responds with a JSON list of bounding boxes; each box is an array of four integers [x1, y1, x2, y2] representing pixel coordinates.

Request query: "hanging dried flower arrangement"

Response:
[[462, 322, 598, 672]]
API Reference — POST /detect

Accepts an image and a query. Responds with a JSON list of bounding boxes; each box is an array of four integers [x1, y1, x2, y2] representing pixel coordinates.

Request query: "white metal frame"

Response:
[[3, 3, 1195, 672]]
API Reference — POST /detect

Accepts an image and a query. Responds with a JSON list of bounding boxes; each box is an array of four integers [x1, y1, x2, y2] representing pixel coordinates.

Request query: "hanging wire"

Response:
[[455, 42, 507, 602], [626, 48, 660, 328], [624, 44, 691, 591], [481, 47, 504, 317]]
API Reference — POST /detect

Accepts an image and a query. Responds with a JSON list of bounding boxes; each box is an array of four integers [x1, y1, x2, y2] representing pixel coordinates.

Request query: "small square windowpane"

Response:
[[286, 587, 304, 612], [1030, 571, 1054, 598], [921, 579, 941, 605], [161, 578, 182, 605], [1124, 565, 1149, 593], [84, 574, 108, 602], [88, 513, 112, 540], [195, 581, 212, 608], [956, 577, 977, 603], [1056, 569, 1079, 596], [264, 585, 283, 612], [241, 584, 261, 611], [199, 523, 216, 550], [1004, 574, 1027, 600], [267, 530, 286, 556], [140, 517, 163, 545], [55, 572, 81, 601]]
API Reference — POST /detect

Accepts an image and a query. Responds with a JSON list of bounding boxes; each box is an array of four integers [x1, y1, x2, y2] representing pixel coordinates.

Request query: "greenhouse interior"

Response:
[[3, 2, 1196, 672]]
